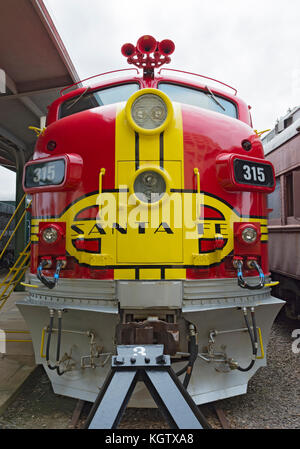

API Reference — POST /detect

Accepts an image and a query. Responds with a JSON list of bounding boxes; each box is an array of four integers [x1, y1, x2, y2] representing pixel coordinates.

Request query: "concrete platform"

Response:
[[0, 290, 36, 414]]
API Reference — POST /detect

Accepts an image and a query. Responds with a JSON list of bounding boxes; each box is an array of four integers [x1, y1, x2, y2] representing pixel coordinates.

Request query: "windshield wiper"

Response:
[[204, 85, 226, 112], [66, 86, 91, 110]]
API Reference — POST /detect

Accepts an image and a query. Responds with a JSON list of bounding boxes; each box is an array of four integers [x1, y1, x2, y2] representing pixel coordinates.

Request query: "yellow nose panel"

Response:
[[116, 160, 183, 263], [114, 100, 185, 277]]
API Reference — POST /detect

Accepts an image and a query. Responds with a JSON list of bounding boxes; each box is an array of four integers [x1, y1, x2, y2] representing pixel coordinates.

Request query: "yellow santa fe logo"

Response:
[[31, 190, 268, 270]]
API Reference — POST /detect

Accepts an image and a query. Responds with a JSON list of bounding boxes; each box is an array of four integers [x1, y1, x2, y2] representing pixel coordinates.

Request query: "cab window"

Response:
[[158, 82, 237, 118], [60, 83, 139, 118]]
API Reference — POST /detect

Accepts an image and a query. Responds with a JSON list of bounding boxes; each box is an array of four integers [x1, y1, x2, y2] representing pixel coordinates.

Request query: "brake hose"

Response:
[[56, 311, 65, 376], [182, 333, 198, 388], [37, 259, 64, 289], [46, 309, 57, 371], [175, 324, 198, 388], [237, 307, 258, 372], [235, 259, 265, 290], [45, 309, 65, 376], [176, 362, 190, 377]]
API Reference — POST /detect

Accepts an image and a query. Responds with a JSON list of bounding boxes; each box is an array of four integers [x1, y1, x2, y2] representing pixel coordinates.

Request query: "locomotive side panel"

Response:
[[266, 130, 300, 318]]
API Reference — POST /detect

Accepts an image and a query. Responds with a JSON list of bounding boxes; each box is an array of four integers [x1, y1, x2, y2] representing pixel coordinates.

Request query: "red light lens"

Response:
[[47, 140, 57, 151]]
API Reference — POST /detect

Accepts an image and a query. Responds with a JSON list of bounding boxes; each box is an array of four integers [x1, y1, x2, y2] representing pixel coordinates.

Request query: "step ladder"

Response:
[[0, 194, 31, 263], [0, 194, 32, 311], [0, 240, 31, 311], [85, 345, 209, 429]]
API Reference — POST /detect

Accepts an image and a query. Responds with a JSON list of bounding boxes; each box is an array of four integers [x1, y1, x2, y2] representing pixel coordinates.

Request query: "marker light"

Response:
[[42, 227, 58, 244], [39, 222, 66, 256], [241, 226, 257, 244], [134, 170, 166, 203]]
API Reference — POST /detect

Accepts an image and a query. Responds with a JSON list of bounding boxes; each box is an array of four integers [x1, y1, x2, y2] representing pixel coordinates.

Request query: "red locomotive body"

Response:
[[18, 36, 283, 407]]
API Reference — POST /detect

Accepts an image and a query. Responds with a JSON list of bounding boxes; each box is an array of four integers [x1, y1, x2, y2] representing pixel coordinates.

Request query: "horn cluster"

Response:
[[121, 35, 175, 77]]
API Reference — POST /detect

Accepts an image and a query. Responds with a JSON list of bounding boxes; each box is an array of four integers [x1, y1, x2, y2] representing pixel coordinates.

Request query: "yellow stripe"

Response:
[[114, 99, 186, 280], [140, 269, 161, 280]]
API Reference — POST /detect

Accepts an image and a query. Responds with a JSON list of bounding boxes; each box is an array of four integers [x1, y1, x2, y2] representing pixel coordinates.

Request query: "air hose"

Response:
[[45, 309, 65, 376], [37, 259, 64, 289], [56, 310, 65, 376], [45, 309, 56, 370], [176, 324, 198, 389], [176, 362, 189, 377], [183, 332, 198, 389], [237, 307, 258, 372], [235, 259, 265, 290]]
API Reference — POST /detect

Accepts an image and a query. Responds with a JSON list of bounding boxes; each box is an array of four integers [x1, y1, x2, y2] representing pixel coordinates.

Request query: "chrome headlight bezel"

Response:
[[125, 88, 173, 135], [133, 169, 167, 203], [131, 94, 168, 130], [41, 226, 58, 244], [131, 166, 170, 205], [241, 226, 258, 244]]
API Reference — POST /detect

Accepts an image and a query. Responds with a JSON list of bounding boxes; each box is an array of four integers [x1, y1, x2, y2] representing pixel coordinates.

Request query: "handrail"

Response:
[[60, 68, 140, 96], [0, 241, 31, 311], [157, 68, 238, 96], [0, 194, 26, 243], [0, 198, 32, 262]]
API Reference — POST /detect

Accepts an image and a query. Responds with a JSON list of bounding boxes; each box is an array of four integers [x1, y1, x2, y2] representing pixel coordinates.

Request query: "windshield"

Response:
[[60, 83, 139, 118], [158, 83, 237, 118]]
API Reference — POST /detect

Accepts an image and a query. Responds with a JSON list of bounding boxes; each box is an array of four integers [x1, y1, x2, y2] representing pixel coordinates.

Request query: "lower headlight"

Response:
[[42, 227, 58, 244], [134, 170, 166, 203], [241, 227, 257, 244]]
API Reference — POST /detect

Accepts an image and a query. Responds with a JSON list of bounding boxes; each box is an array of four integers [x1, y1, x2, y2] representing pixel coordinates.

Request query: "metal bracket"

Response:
[[85, 344, 209, 429]]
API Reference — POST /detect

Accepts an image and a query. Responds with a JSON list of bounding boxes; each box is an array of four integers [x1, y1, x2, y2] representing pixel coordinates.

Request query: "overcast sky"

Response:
[[43, 0, 300, 131], [1, 0, 299, 200]]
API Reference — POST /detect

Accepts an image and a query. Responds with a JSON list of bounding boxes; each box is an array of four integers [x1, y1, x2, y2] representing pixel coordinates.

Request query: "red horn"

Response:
[[121, 43, 136, 57], [158, 39, 175, 56], [136, 35, 157, 54]]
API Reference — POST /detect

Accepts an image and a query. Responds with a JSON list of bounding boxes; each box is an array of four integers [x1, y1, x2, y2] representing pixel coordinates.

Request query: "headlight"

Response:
[[134, 170, 166, 203], [125, 89, 173, 135], [42, 227, 58, 244], [131, 94, 167, 130], [241, 227, 257, 244]]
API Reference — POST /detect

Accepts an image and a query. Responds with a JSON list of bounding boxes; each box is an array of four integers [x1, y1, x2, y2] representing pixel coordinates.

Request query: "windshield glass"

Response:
[[158, 83, 237, 118], [60, 83, 139, 118]]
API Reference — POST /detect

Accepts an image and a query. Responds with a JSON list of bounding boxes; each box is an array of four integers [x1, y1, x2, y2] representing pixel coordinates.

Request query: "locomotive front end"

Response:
[[17, 36, 284, 407]]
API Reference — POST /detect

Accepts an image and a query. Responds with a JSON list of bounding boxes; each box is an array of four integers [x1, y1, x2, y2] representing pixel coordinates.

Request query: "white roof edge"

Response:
[[31, 0, 81, 86], [263, 117, 300, 156]]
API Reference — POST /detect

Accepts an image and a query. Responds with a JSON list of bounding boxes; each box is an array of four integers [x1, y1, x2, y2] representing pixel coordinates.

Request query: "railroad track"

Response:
[[213, 406, 231, 429], [70, 399, 231, 429]]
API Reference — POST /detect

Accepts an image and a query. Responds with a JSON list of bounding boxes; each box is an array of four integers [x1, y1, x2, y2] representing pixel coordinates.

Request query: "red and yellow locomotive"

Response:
[[18, 36, 283, 406]]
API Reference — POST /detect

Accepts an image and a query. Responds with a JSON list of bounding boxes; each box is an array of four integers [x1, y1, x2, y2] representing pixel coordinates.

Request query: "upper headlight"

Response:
[[131, 94, 167, 130], [125, 89, 173, 135]]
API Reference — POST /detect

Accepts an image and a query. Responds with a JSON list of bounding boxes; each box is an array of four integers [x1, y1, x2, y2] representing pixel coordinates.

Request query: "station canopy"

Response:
[[0, 0, 80, 171]]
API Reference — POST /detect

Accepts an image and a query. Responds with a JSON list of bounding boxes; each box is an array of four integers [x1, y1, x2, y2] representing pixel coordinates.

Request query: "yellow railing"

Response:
[[0, 195, 32, 311], [0, 240, 31, 311], [0, 194, 31, 262]]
